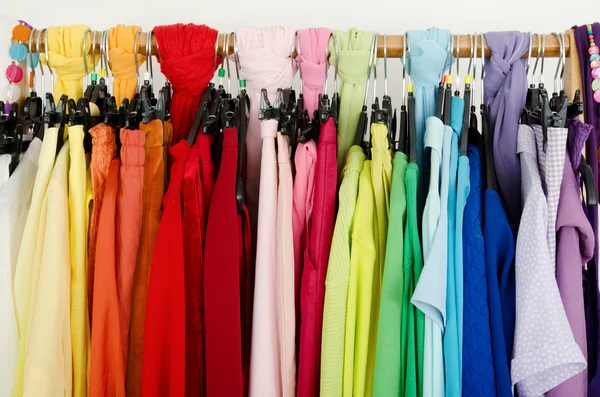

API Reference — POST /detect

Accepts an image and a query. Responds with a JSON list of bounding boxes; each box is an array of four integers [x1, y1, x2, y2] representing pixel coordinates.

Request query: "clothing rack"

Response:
[[23, 30, 569, 58]]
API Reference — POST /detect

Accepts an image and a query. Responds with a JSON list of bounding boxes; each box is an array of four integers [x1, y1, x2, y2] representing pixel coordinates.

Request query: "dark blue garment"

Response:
[[484, 189, 515, 397], [463, 145, 496, 397]]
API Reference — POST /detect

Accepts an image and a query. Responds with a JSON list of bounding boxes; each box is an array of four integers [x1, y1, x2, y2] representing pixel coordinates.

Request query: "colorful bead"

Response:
[[592, 60, 600, 69], [591, 54, 600, 62], [2, 84, 21, 103], [8, 43, 28, 62], [5, 64, 23, 83], [593, 67, 600, 79], [27, 53, 39, 68], [594, 89, 600, 103], [590, 46, 600, 55], [11, 24, 31, 42], [592, 78, 600, 91]]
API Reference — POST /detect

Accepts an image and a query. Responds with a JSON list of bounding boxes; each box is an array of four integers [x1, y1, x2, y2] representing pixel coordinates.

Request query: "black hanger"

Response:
[[55, 94, 68, 155], [156, 81, 172, 122], [460, 78, 471, 156], [407, 87, 417, 163], [187, 82, 215, 145], [236, 86, 250, 214], [279, 88, 298, 156], [481, 103, 497, 191], [435, 78, 445, 121], [443, 77, 452, 127]]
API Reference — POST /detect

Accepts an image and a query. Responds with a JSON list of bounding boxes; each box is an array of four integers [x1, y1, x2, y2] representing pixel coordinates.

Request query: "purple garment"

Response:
[[483, 31, 530, 229], [573, 24, 600, 394], [548, 153, 594, 397], [568, 119, 592, 173]]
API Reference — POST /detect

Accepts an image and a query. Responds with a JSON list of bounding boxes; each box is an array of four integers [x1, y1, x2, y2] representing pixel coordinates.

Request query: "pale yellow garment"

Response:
[[564, 29, 583, 120], [22, 141, 72, 397], [12, 127, 59, 397], [68, 125, 90, 397], [41, 25, 98, 101], [343, 160, 377, 397], [109, 25, 145, 105]]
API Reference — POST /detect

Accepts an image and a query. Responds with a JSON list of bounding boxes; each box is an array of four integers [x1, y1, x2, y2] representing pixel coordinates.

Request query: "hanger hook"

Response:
[[480, 33, 486, 106], [82, 28, 92, 90], [295, 32, 303, 95], [526, 32, 533, 75], [402, 32, 407, 105], [146, 31, 154, 81], [530, 33, 541, 83], [44, 28, 55, 94], [332, 32, 339, 94], [224, 33, 231, 93], [133, 29, 142, 92], [465, 33, 474, 78], [36, 29, 45, 93], [383, 34, 388, 96], [103, 30, 112, 88], [212, 32, 219, 84], [233, 32, 243, 92], [363, 32, 377, 107], [559, 32, 566, 91], [539, 34, 546, 86], [324, 39, 329, 96], [551, 32, 562, 92], [454, 34, 460, 91], [471, 33, 477, 107], [27, 27, 36, 93]]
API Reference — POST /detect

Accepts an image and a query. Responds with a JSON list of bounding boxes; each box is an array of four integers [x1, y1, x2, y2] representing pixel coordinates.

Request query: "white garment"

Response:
[[0, 154, 11, 191], [0, 140, 41, 397]]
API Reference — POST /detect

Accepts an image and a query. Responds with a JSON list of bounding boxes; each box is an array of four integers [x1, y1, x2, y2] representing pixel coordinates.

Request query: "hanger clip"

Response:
[[258, 88, 282, 121]]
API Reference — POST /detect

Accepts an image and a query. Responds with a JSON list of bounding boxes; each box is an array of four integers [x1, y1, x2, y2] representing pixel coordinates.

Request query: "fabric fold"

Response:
[[297, 28, 332, 117], [108, 25, 145, 105]]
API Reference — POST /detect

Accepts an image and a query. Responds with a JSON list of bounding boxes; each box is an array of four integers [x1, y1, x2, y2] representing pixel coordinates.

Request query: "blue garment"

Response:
[[484, 189, 515, 397], [463, 144, 496, 397], [444, 96, 463, 397], [406, 28, 452, 205]]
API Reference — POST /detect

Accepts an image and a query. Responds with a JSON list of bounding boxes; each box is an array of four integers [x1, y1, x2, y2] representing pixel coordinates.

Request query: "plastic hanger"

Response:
[[468, 33, 479, 134], [479, 33, 497, 191], [460, 34, 473, 156], [220, 33, 238, 131], [295, 32, 311, 148], [521, 33, 540, 124], [233, 34, 250, 214], [203, 34, 228, 135], [395, 33, 408, 154], [381, 34, 394, 144], [279, 39, 298, 152], [406, 34, 417, 163], [41, 28, 58, 140], [317, 32, 339, 127], [55, 94, 68, 154], [355, 32, 377, 158], [155, 34, 172, 122], [187, 32, 219, 145]]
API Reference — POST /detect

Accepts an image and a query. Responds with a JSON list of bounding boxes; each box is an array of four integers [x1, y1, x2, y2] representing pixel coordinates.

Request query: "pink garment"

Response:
[[249, 119, 280, 397], [296, 28, 332, 117], [277, 132, 296, 397], [235, 27, 297, 237], [292, 140, 317, 353]]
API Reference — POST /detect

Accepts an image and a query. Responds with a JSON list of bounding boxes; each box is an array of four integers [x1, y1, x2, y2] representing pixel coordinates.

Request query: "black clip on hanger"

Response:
[[55, 94, 68, 154], [186, 84, 215, 146], [258, 88, 282, 121], [279, 88, 297, 138]]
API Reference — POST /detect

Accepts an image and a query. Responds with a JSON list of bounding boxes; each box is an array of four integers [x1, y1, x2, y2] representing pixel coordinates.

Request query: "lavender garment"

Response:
[[548, 153, 594, 397], [567, 118, 592, 173], [574, 24, 600, 394], [483, 31, 530, 229]]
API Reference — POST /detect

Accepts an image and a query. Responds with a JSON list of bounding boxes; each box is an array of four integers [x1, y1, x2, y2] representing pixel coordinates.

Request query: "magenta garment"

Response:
[[548, 153, 594, 397], [235, 27, 297, 236], [298, 117, 337, 397], [292, 140, 317, 350], [296, 28, 331, 116], [483, 31, 530, 229]]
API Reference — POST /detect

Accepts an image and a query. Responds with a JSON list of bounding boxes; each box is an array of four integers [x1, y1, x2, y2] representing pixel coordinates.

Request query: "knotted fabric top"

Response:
[[153, 23, 221, 143], [43, 25, 98, 101], [297, 28, 331, 118], [483, 31, 530, 228], [109, 25, 145, 105], [328, 28, 374, 173], [236, 26, 296, 233]]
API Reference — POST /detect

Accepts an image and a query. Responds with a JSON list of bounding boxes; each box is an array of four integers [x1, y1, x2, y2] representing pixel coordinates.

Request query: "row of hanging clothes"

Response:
[[1, 18, 600, 397]]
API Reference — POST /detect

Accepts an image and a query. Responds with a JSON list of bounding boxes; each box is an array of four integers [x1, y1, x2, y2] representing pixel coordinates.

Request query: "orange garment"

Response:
[[109, 25, 145, 105], [89, 159, 126, 397], [126, 120, 165, 397], [163, 120, 173, 188], [116, 128, 145, 369], [88, 123, 117, 321]]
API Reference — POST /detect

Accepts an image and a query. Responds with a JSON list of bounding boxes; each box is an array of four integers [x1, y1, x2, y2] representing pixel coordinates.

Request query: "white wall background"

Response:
[[1, 0, 595, 108]]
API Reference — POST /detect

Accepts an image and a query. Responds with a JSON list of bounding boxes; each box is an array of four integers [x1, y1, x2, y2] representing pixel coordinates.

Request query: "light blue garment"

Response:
[[412, 120, 450, 397], [406, 28, 452, 205], [444, 96, 465, 397]]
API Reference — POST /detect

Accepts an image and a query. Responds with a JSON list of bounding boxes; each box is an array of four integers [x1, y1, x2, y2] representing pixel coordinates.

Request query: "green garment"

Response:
[[321, 146, 365, 397], [329, 28, 374, 173], [344, 160, 377, 397], [373, 152, 408, 397], [402, 162, 424, 397]]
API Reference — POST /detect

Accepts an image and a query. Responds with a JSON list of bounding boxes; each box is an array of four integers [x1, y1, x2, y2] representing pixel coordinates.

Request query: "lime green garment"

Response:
[[402, 162, 424, 397], [68, 125, 91, 397], [321, 146, 365, 397], [373, 152, 408, 397], [329, 28, 374, 173], [343, 160, 377, 397]]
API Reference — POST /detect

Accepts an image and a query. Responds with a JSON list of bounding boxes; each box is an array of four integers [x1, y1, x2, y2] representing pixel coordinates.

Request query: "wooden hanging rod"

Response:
[[23, 30, 569, 58]]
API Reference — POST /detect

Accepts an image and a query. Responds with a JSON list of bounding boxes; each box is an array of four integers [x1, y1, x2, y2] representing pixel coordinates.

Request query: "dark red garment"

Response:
[[297, 118, 338, 397], [204, 127, 246, 397], [241, 204, 253, 396], [142, 141, 190, 397], [182, 133, 215, 397], [153, 24, 221, 143]]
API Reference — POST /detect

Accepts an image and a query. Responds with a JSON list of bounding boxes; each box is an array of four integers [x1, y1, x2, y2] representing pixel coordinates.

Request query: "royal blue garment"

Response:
[[484, 189, 515, 397], [573, 24, 600, 393], [406, 28, 452, 205], [463, 143, 496, 397], [444, 96, 464, 397], [483, 31, 530, 230]]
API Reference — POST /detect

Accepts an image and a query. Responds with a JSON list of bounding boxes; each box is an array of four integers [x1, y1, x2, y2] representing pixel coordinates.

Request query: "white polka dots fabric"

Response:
[[511, 125, 586, 397]]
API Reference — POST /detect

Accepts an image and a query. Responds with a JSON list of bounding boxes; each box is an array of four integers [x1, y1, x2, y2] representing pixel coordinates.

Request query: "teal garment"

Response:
[[406, 28, 452, 205], [373, 152, 408, 397], [402, 162, 424, 397], [329, 29, 375, 173], [444, 96, 465, 397]]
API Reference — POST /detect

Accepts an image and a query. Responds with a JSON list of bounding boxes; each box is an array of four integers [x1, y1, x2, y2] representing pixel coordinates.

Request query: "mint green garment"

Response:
[[402, 162, 424, 397], [329, 29, 374, 173], [321, 146, 365, 397], [373, 152, 408, 397]]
